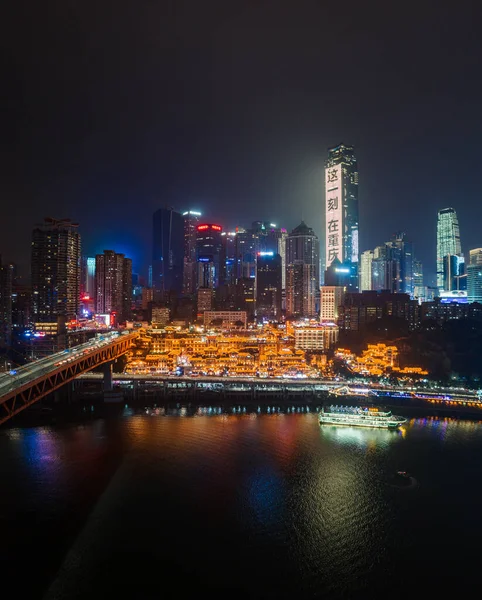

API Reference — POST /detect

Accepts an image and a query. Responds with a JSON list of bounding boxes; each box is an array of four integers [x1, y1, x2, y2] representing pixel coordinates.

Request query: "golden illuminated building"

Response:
[[125, 325, 321, 377], [335, 343, 428, 377]]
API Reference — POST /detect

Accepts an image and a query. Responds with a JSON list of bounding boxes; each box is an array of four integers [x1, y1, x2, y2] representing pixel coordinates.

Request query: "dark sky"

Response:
[[2, 1, 482, 284]]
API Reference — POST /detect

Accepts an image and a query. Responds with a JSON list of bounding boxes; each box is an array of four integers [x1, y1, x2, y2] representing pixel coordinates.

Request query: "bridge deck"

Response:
[[0, 331, 137, 425]]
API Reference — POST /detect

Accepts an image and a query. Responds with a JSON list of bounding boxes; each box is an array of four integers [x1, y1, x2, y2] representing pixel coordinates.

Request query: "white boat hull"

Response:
[[319, 416, 405, 429]]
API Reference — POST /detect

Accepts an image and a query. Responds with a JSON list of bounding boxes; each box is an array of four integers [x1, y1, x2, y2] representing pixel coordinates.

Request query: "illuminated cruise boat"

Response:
[[319, 405, 406, 430]]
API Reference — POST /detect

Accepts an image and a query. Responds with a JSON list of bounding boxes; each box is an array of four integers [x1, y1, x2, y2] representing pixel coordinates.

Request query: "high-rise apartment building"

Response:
[[286, 222, 319, 318], [197, 287, 214, 315], [152, 208, 184, 294], [324, 144, 359, 288], [0, 256, 13, 349], [182, 210, 201, 295], [320, 286, 345, 323], [467, 248, 482, 303], [31, 218, 81, 323], [437, 208, 461, 291], [256, 252, 282, 320], [95, 250, 132, 323]]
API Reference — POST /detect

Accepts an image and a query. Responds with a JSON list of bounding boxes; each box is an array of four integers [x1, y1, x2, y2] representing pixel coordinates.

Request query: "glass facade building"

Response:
[[256, 252, 282, 320], [467, 248, 482, 303], [286, 221, 319, 318], [436, 208, 461, 292], [182, 210, 202, 295]]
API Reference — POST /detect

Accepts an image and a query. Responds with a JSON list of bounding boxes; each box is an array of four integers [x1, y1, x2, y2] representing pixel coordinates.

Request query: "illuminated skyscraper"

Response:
[[256, 252, 282, 320], [436, 208, 461, 291], [81, 256, 96, 297], [235, 227, 258, 280], [286, 222, 319, 318], [324, 144, 359, 288], [182, 210, 201, 295], [31, 218, 81, 323], [152, 208, 184, 294], [196, 224, 225, 289], [95, 250, 132, 323]]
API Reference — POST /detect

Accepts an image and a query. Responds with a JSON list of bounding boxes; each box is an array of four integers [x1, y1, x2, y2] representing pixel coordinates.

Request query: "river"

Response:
[[1, 407, 481, 598]]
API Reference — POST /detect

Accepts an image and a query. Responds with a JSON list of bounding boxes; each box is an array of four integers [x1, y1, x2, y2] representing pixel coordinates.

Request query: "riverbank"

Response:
[[5, 393, 482, 428]]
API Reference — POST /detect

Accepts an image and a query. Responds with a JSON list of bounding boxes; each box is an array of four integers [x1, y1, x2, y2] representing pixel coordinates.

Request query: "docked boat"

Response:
[[319, 405, 406, 430]]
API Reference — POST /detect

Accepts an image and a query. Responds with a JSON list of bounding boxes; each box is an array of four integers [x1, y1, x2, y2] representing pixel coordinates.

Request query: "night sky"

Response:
[[2, 1, 482, 283]]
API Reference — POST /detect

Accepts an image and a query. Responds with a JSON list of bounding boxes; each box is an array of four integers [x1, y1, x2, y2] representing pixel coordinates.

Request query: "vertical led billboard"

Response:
[[325, 163, 343, 267]]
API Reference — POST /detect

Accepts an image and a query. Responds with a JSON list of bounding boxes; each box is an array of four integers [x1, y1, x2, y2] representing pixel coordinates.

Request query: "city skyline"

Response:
[[2, 196, 480, 292]]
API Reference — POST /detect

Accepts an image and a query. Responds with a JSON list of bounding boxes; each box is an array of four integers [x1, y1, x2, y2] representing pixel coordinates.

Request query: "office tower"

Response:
[[95, 250, 132, 323], [443, 255, 460, 292], [320, 286, 345, 323], [81, 256, 95, 297], [277, 229, 288, 291], [31, 218, 81, 323], [182, 210, 201, 295], [390, 232, 414, 296], [369, 233, 414, 295], [0, 256, 13, 349], [324, 143, 359, 289], [256, 252, 282, 320], [371, 245, 388, 291], [437, 208, 461, 291], [235, 227, 259, 279], [413, 259, 425, 300], [469, 248, 482, 266], [467, 248, 482, 303], [286, 222, 319, 318], [413, 260, 423, 289], [263, 224, 288, 291], [196, 223, 225, 289], [222, 231, 237, 286], [152, 208, 184, 294], [359, 250, 374, 291]]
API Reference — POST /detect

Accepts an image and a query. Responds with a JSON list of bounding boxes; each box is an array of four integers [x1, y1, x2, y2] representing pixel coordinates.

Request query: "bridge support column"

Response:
[[103, 362, 113, 391]]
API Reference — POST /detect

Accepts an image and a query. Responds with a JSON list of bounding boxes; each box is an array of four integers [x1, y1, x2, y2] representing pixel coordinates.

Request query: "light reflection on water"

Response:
[[3, 411, 482, 598], [319, 423, 399, 449]]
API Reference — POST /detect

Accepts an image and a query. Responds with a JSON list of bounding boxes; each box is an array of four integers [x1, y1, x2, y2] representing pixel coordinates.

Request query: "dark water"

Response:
[[1, 409, 482, 599]]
